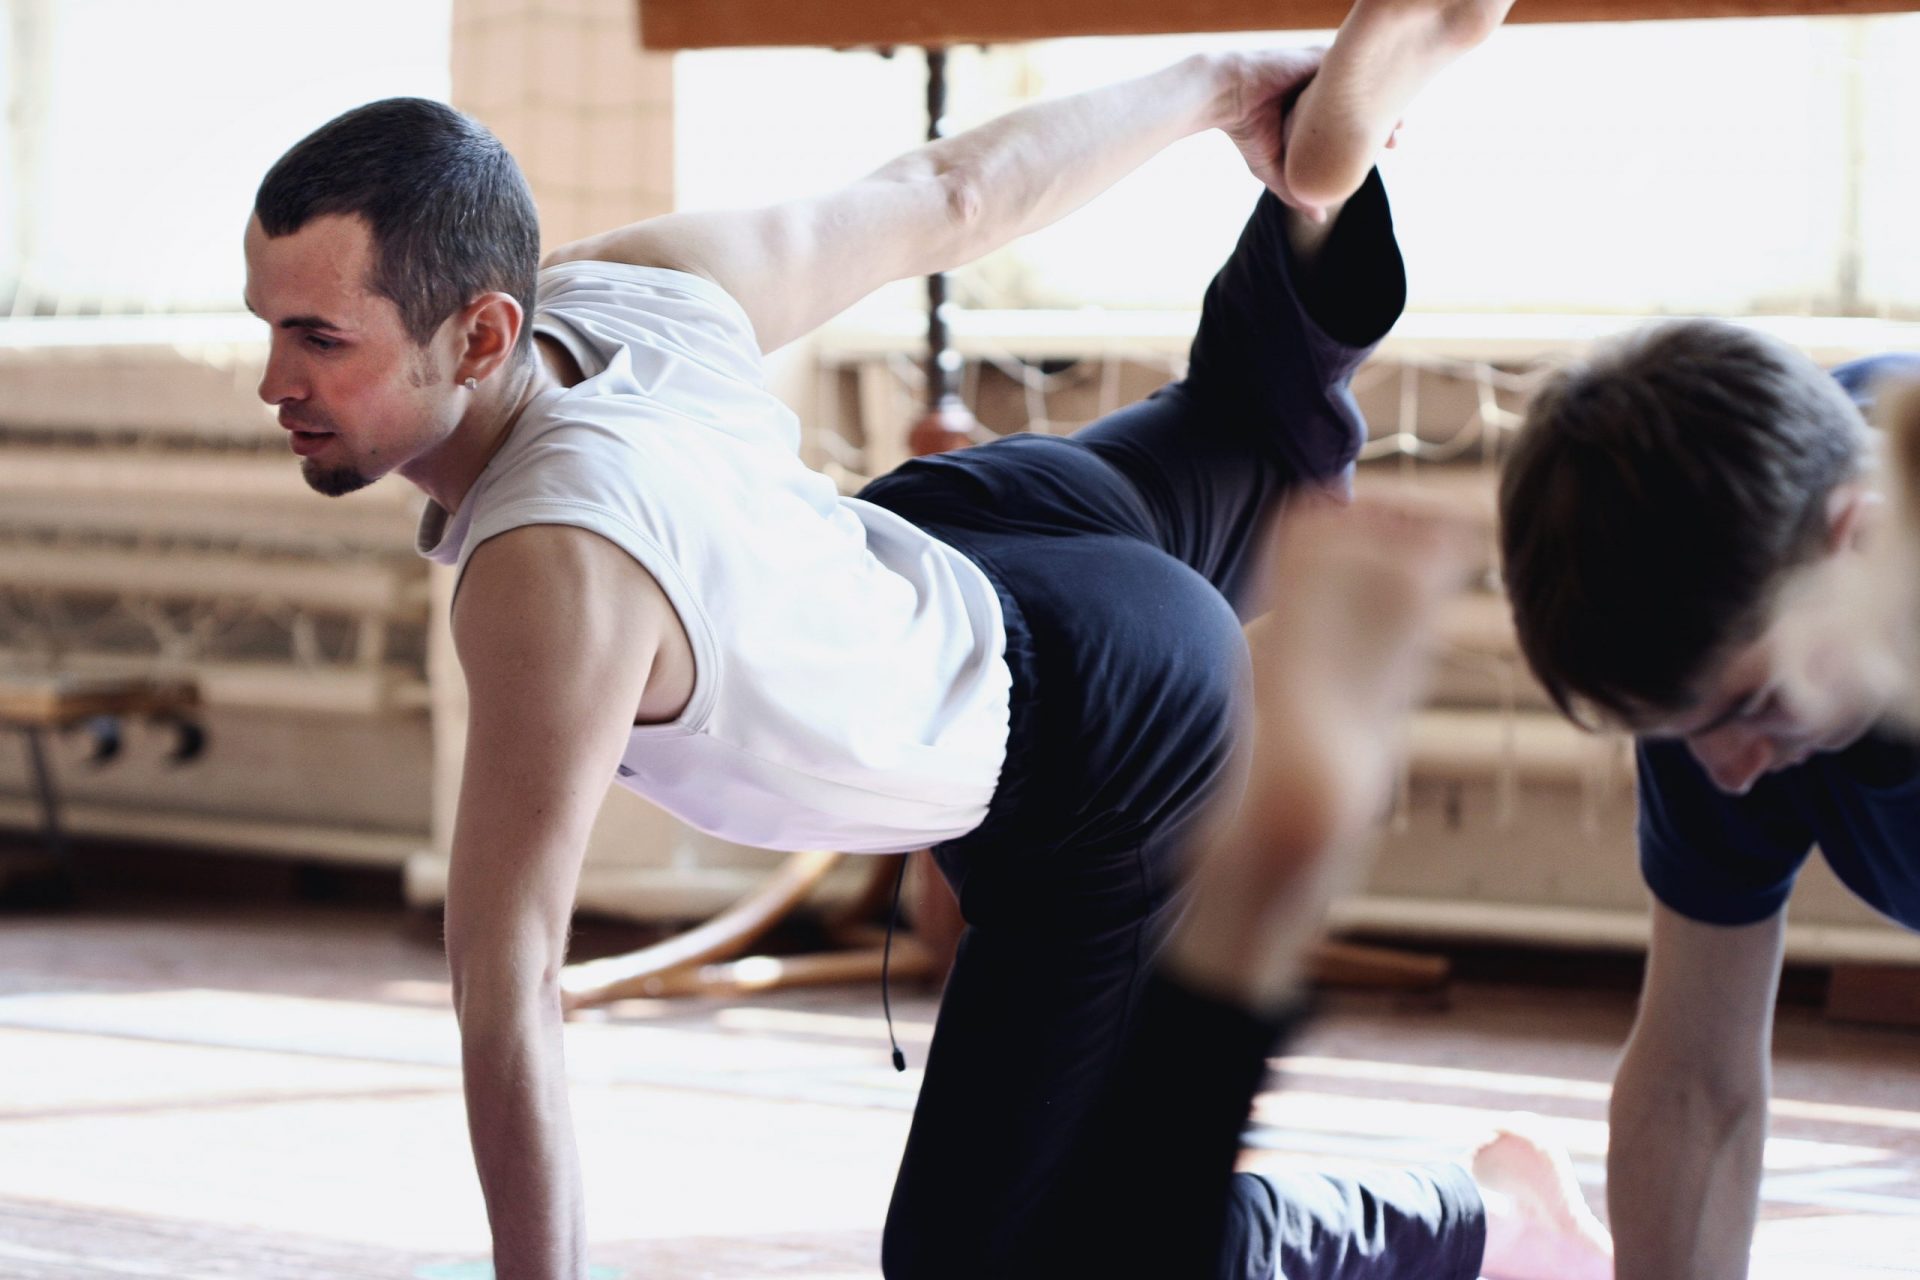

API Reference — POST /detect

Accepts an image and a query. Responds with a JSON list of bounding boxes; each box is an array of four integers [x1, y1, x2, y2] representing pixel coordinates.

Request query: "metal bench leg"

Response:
[[11, 727, 78, 903], [21, 727, 66, 865]]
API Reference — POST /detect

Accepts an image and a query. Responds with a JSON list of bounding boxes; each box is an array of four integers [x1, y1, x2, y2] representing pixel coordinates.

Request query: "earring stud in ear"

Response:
[[463, 376, 479, 391]]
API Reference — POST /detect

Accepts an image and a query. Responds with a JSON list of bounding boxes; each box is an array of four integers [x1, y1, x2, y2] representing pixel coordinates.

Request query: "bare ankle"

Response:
[[1351, 0, 1513, 48], [1281, 0, 1514, 208]]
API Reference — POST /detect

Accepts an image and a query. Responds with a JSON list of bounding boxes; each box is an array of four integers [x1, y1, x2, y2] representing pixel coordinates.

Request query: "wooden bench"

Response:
[[0, 673, 200, 899]]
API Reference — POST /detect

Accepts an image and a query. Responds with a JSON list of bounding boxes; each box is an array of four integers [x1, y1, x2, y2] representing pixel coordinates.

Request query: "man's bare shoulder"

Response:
[[454, 524, 667, 628], [540, 213, 726, 284], [451, 525, 693, 723]]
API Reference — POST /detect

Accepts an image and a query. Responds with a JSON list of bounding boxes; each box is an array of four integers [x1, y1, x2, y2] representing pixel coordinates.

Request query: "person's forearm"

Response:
[[877, 52, 1236, 279], [1609, 1043, 1768, 1280], [457, 984, 586, 1280]]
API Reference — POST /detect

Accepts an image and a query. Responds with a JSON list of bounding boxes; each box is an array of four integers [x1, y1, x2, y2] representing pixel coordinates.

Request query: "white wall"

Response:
[[0, 0, 452, 313]]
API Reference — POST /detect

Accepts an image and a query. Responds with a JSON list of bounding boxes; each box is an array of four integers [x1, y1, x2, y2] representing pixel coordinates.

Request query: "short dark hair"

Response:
[[1500, 319, 1868, 726], [254, 97, 539, 354]]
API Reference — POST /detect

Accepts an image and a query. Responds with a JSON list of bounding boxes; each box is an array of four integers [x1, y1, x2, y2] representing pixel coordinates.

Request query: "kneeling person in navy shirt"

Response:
[[1500, 322, 1920, 1280]]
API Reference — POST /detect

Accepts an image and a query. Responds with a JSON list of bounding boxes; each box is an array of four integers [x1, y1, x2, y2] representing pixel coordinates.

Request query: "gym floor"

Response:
[[2, 848, 1917, 1280]]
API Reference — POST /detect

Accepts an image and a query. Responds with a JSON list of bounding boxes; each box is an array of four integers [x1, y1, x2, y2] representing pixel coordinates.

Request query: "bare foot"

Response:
[[1168, 488, 1476, 1010], [1284, 0, 1516, 210], [1474, 1119, 1614, 1280]]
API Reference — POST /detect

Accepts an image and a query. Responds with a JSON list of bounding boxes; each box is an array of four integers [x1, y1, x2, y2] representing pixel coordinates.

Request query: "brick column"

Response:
[[422, 0, 679, 895], [449, 0, 675, 250]]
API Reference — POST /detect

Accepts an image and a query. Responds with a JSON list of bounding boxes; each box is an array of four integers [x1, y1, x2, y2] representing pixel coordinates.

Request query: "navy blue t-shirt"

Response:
[[1637, 351, 1920, 929]]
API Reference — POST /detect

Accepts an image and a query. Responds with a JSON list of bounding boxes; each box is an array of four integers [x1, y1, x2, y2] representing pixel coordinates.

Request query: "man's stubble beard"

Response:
[[301, 456, 375, 497]]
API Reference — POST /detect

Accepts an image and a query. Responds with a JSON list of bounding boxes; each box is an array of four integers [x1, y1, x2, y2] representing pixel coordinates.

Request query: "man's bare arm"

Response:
[[443, 524, 670, 1280], [1609, 901, 1785, 1280], [542, 50, 1323, 353]]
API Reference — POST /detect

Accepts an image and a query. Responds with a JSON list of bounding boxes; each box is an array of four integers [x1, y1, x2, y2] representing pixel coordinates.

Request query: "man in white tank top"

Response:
[[242, 3, 1609, 1278]]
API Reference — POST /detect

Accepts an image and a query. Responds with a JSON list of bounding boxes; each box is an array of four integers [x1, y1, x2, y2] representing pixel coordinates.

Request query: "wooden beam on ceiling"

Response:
[[640, 0, 1919, 50]]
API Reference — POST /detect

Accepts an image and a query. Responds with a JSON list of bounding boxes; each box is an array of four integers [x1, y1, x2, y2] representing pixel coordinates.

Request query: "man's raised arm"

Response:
[[442, 525, 671, 1280], [542, 50, 1324, 353]]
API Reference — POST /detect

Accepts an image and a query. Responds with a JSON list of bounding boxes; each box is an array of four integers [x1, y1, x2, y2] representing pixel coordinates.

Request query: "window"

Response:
[[675, 17, 1920, 319], [1, 0, 451, 316]]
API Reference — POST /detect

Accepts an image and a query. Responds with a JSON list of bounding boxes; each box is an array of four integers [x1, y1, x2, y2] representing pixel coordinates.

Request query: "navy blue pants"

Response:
[[860, 176, 1485, 1280]]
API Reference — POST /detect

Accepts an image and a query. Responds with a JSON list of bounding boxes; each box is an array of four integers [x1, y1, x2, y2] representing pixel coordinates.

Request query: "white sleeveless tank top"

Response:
[[417, 261, 1010, 853]]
